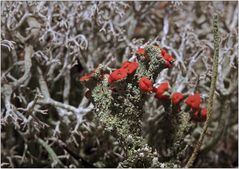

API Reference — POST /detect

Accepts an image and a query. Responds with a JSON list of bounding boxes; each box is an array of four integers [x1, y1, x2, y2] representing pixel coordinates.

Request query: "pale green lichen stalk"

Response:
[[82, 45, 193, 167]]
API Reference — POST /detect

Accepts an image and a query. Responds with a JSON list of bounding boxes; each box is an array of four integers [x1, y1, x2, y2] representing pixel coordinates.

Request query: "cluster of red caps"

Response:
[[138, 78, 207, 122], [138, 79, 182, 103], [80, 46, 173, 83], [79, 61, 139, 84], [79, 46, 207, 122], [108, 61, 139, 83], [185, 93, 207, 122], [136, 46, 174, 68]]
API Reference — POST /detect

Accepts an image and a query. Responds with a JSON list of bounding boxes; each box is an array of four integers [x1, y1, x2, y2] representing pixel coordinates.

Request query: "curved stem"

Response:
[[185, 13, 219, 168]]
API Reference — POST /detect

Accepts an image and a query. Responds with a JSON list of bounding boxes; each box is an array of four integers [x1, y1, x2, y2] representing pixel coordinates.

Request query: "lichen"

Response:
[[81, 45, 196, 167], [2, 2, 237, 167]]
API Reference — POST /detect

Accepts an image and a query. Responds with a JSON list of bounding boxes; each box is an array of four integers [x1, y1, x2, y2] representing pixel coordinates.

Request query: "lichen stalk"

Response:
[[185, 13, 219, 168]]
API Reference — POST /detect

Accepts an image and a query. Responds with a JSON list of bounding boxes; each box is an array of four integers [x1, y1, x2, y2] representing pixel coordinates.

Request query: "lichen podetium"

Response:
[[80, 45, 206, 167]]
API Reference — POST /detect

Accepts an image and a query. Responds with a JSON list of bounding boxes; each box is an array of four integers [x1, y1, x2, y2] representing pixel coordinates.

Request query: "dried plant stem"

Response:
[[185, 14, 219, 168]]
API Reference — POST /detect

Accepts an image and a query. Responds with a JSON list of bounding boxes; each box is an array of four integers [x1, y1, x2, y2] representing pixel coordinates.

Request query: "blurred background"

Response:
[[1, 1, 238, 167]]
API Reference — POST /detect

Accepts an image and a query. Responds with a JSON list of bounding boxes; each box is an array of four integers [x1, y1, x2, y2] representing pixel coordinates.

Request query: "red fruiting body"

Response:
[[108, 68, 128, 83], [154, 82, 170, 100], [121, 61, 139, 74], [154, 82, 169, 95], [80, 71, 94, 81], [185, 93, 201, 110], [163, 53, 174, 67], [163, 53, 174, 62], [193, 108, 207, 122], [136, 48, 145, 55], [160, 48, 174, 68], [80, 74, 91, 81], [121, 61, 130, 68], [171, 92, 184, 105], [138, 77, 153, 92], [200, 108, 207, 121], [79, 68, 97, 81], [160, 49, 166, 56], [156, 94, 170, 101]]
